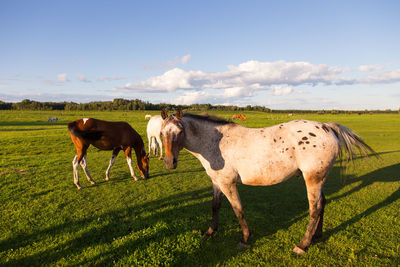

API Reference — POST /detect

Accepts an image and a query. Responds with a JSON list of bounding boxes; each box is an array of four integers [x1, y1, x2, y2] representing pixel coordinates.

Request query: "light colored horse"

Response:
[[146, 115, 163, 159], [160, 109, 376, 254], [48, 117, 58, 123]]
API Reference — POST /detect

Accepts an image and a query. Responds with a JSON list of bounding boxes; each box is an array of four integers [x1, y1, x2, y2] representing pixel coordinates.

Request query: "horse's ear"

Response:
[[176, 108, 183, 120], [161, 109, 168, 120]]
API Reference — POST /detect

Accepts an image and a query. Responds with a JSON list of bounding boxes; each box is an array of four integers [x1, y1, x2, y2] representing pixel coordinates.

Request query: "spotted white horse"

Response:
[[160, 109, 376, 254]]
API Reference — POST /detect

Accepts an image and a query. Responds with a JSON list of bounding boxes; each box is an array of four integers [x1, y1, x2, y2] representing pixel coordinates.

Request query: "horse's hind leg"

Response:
[[105, 148, 120, 181], [148, 136, 152, 157], [72, 148, 87, 189], [72, 155, 81, 190], [156, 134, 163, 160], [80, 155, 96, 185], [205, 183, 223, 236], [293, 174, 326, 255]]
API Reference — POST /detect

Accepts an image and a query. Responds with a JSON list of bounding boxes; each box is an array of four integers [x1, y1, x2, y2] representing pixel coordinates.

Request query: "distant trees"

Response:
[[0, 98, 398, 113]]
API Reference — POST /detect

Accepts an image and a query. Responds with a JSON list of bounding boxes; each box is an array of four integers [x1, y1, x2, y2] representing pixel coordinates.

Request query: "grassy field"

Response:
[[0, 110, 399, 266]]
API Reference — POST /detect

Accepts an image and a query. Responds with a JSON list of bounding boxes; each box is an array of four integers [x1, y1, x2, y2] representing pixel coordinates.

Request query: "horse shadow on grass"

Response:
[[2, 162, 399, 265]]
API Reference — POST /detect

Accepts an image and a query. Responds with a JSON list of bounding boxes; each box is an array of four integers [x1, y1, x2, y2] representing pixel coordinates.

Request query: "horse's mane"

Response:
[[183, 113, 233, 125]]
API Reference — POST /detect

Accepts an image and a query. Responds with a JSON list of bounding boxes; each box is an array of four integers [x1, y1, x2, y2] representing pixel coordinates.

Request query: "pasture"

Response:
[[0, 110, 399, 266]]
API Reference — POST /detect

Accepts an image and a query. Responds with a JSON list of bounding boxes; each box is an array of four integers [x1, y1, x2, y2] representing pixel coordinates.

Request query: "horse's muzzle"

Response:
[[164, 157, 177, 169]]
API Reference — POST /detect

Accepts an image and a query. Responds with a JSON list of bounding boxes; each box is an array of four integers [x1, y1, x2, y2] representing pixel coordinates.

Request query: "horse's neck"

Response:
[[183, 119, 221, 154], [132, 137, 145, 161]]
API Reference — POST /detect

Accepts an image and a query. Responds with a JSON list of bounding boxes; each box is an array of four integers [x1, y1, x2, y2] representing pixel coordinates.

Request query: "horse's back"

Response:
[[147, 115, 163, 135], [68, 118, 141, 149], [217, 120, 339, 186]]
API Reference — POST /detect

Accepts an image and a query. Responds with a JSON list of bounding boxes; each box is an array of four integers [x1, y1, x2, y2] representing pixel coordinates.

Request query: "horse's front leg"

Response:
[[205, 183, 223, 236], [219, 182, 250, 247], [125, 147, 139, 181]]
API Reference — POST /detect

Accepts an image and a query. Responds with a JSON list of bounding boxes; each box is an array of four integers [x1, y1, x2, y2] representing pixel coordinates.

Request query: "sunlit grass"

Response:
[[0, 110, 399, 265]]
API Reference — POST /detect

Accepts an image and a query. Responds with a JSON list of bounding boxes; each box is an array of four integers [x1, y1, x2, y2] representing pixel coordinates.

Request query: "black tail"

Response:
[[68, 121, 103, 141]]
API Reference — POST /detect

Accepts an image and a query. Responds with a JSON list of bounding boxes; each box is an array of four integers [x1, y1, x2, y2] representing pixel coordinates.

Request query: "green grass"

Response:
[[0, 110, 399, 266]]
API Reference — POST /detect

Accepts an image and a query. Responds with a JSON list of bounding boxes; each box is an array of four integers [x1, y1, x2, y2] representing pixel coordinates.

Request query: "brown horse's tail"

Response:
[[325, 122, 377, 165], [68, 121, 103, 140]]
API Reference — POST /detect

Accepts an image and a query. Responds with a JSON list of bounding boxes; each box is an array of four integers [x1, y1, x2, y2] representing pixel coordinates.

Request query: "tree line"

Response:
[[0, 98, 398, 113], [0, 98, 271, 112]]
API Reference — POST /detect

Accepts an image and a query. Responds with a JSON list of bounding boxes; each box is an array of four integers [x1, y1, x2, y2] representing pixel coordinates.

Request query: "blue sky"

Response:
[[1, 0, 399, 109]]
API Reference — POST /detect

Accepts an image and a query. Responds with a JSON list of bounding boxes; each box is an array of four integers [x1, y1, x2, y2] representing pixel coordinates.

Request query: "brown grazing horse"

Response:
[[160, 109, 376, 254], [68, 118, 149, 189], [232, 114, 246, 121]]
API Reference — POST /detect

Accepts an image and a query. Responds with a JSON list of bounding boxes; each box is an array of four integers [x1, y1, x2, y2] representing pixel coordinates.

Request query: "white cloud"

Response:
[[119, 60, 351, 94], [181, 54, 191, 65], [359, 64, 383, 72], [272, 86, 293, 96], [57, 73, 69, 82], [361, 69, 400, 84], [113, 60, 400, 105], [78, 75, 90, 83], [174, 91, 214, 105]]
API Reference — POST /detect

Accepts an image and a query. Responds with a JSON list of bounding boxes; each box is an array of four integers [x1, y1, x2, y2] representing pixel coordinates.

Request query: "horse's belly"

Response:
[[92, 141, 116, 150], [238, 160, 299, 186]]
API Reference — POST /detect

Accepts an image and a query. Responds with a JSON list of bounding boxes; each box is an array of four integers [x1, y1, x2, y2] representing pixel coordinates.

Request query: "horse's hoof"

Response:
[[237, 241, 248, 248], [90, 180, 96, 185], [76, 185, 82, 190], [293, 246, 306, 255]]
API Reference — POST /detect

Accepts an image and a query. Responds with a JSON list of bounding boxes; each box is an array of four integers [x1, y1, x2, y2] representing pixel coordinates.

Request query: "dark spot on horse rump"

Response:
[[261, 129, 264, 132], [309, 132, 316, 137], [273, 138, 276, 142], [290, 156, 293, 158], [292, 147, 295, 149], [306, 141, 310, 144], [313, 145, 316, 147], [322, 125, 330, 133], [315, 126, 320, 129], [279, 137, 282, 139], [297, 130, 302, 132], [285, 148, 289, 151], [302, 136, 308, 140], [303, 147, 306, 149], [298, 141, 304, 145], [303, 121, 307, 123], [282, 140, 285, 143]]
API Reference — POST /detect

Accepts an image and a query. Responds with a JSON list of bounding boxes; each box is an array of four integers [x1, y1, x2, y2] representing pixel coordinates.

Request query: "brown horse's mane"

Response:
[[183, 113, 233, 125]]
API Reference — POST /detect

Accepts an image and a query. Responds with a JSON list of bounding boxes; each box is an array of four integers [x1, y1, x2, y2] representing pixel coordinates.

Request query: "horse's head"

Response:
[[161, 108, 185, 169], [137, 153, 150, 178]]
